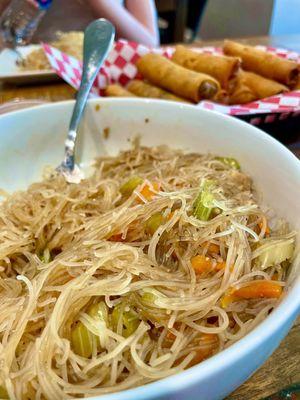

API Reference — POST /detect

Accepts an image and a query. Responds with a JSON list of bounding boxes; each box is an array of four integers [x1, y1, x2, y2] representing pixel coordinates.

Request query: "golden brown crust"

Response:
[[223, 40, 299, 87], [136, 53, 220, 102], [228, 70, 288, 104], [105, 84, 136, 97], [172, 45, 240, 89], [127, 80, 191, 103]]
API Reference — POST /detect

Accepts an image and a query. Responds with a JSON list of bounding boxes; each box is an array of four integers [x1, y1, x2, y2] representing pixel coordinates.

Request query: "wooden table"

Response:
[[0, 35, 300, 399]]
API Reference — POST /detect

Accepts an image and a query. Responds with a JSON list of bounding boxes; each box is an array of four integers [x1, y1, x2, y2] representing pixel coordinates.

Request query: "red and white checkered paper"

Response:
[[42, 40, 300, 125]]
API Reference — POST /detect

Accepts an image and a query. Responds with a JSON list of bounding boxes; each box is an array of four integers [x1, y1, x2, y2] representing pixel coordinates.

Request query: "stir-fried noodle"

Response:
[[0, 145, 295, 399]]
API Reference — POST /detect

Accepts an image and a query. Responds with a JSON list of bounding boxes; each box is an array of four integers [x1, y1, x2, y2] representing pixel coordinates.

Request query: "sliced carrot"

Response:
[[137, 181, 161, 203], [258, 221, 270, 236], [199, 333, 218, 344], [202, 241, 220, 254], [165, 322, 181, 344], [221, 281, 282, 308], [220, 289, 237, 308], [215, 261, 234, 272], [191, 255, 213, 274], [107, 233, 126, 242], [173, 333, 218, 366], [190, 349, 212, 365], [189, 333, 219, 366], [234, 281, 282, 299], [108, 233, 125, 242], [167, 211, 174, 221], [215, 261, 226, 271], [166, 330, 177, 341]]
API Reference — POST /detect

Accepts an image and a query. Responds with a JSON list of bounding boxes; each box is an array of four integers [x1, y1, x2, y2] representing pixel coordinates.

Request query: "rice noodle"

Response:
[[0, 145, 295, 399]]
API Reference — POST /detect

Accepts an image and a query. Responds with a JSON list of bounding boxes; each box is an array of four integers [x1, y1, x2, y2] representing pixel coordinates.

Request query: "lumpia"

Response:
[[172, 45, 240, 89], [224, 40, 299, 87], [127, 80, 191, 103], [136, 53, 220, 102]]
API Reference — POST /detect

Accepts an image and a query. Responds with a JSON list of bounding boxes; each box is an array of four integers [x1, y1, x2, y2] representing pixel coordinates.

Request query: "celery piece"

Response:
[[123, 310, 140, 337], [39, 248, 52, 263], [193, 180, 216, 221], [111, 305, 121, 332], [145, 212, 164, 235], [141, 292, 157, 304], [112, 304, 139, 338], [120, 176, 143, 196], [258, 240, 294, 268], [71, 301, 108, 357], [0, 386, 9, 399], [88, 302, 108, 323], [71, 322, 93, 358], [216, 156, 240, 170]]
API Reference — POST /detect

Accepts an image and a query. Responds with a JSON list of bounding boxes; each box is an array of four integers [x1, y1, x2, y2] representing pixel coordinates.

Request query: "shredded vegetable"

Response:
[[0, 386, 9, 400], [193, 179, 216, 221], [0, 145, 294, 399], [257, 240, 294, 268], [215, 156, 240, 170], [120, 175, 143, 196]]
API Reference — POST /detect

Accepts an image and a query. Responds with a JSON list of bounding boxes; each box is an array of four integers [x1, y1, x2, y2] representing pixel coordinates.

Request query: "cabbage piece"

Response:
[[71, 301, 108, 357], [257, 240, 294, 268], [112, 304, 139, 338], [71, 321, 93, 358]]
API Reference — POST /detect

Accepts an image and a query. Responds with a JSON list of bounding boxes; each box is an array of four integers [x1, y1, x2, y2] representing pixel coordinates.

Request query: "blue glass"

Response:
[[37, 0, 53, 10]]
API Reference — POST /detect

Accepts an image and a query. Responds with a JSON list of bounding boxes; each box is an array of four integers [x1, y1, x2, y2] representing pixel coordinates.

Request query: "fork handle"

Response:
[[64, 19, 115, 169]]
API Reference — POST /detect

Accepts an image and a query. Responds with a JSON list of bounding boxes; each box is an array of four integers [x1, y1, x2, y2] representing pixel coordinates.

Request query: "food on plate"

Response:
[[229, 70, 288, 104], [20, 31, 84, 71], [172, 45, 240, 89], [0, 144, 294, 398], [223, 40, 299, 87], [127, 79, 191, 102], [105, 84, 136, 97], [212, 88, 229, 104], [104, 41, 298, 106], [136, 53, 220, 102], [20, 34, 297, 107]]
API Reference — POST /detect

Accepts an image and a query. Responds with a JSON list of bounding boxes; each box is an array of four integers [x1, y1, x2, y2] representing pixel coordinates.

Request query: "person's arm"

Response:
[[87, 0, 159, 47]]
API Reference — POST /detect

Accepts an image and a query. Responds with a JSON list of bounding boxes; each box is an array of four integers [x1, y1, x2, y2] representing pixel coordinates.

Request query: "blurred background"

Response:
[[0, 0, 299, 47], [157, 0, 299, 44]]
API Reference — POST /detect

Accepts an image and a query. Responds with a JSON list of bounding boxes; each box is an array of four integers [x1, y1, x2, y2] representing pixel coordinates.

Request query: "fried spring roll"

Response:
[[229, 83, 257, 105], [229, 70, 288, 104], [240, 71, 288, 97], [223, 40, 299, 87], [172, 45, 240, 89], [105, 84, 136, 97], [136, 53, 220, 102], [213, 89, 229, 104], [127, 80, 191, 103]]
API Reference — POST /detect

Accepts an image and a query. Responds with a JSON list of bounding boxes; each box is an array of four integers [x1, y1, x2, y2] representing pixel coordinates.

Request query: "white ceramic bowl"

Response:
[[0, 98, 299, 400]]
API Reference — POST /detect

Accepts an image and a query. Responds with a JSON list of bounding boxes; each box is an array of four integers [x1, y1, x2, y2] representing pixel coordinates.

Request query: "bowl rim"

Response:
[[0, 98, 299, 400]]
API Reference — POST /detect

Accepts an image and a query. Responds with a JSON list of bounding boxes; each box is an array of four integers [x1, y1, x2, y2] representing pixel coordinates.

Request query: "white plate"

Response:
[[0, 45, 59, 84]]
